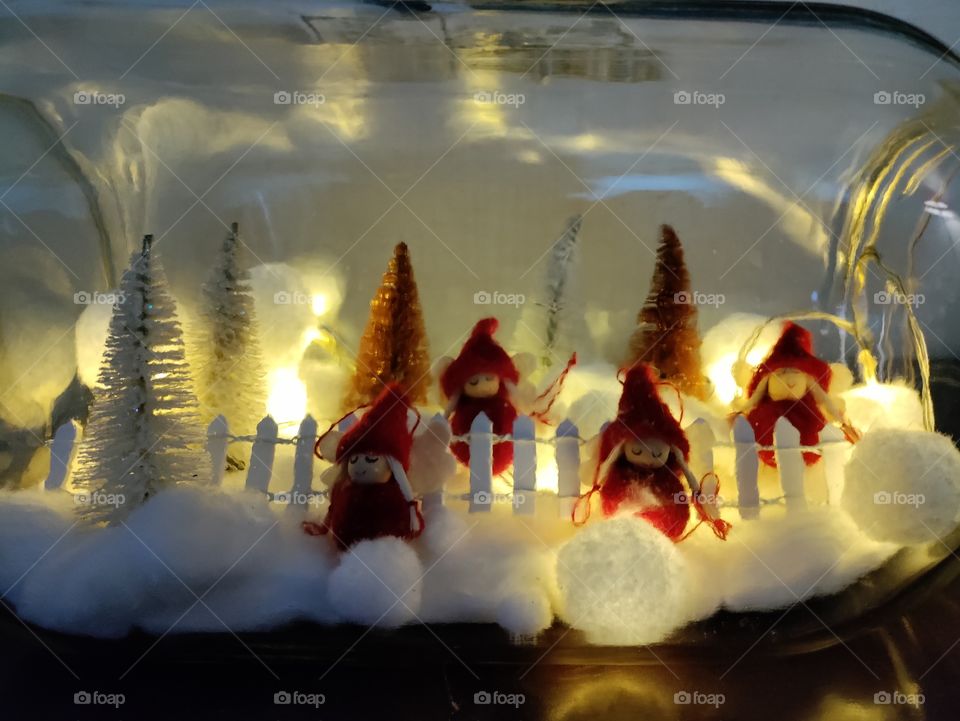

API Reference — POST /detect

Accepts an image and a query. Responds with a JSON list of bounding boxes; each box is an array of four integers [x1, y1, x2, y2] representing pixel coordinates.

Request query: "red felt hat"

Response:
[[440, 317, 519, 398], [336, 383, 415, 471], [747, 322, 831, 395], [599, 363, 689, 463]]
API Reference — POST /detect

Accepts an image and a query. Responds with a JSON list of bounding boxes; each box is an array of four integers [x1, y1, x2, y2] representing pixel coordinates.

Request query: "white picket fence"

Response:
[[42, 411, 850, 519]]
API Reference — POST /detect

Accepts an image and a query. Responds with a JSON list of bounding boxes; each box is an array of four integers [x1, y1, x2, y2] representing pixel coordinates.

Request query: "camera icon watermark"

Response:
[[674, 491, 724, 506], [674, 290, 725, 307], [473, 290, 525, 307], [74, 690, 125, 708], [73, 90, 125, 108], [274, 90, 325, 107], [473, 90, 525, 108], [873, 491, 925, 508], [269, 491, 323, 507], [74, 491, 126, 509], [673, 90, 725, 108], [873, 90, 925, 108], [74, 290, 125, 308], [473, 690, 525, 707], [472, 490, 525, 509], [273, 690, 326, 707], [873, 290, 924, 307], [273, 290, 313, 305], [873, 690, 924, 706], [673, 690, 725, 708]]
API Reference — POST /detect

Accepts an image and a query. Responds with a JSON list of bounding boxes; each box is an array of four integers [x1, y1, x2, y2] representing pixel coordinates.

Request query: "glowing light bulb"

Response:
[[267, 367, 307, 425], [311, 294, 328, 317]]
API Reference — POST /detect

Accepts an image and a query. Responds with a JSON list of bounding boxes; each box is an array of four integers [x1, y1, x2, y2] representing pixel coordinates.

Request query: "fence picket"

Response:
[[733, 415, 760, 519], [245, 415, 278, 494], [45, 420, 80, 491], [685, 418, 715, 482], [468, 412, 493, 512], [512, 415, 536, 514], [206, 415, 229, 486], [556, 419, 580, 518], [774, 417, 806, 510], [289, 415, 317, 506], [820, 424, 846, 505]]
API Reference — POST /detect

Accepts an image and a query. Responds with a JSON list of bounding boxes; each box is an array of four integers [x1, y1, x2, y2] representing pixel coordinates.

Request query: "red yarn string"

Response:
[[531, 353, 577, 424], [314, 403, 372, 461], [677, 474, 731, 542]]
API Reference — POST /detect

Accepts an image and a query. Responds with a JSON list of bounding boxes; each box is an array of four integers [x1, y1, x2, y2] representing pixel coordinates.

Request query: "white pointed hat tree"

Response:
[[193, 222, 267, 465], [72, 235, 210, 524]]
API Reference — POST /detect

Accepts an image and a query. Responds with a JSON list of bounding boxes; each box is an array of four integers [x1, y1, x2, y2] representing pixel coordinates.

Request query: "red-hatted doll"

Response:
[[440, 318, 521, 476], [574, 363, 729, 541], [739, 322, 860, 468], [304, 383, 424, 550], [439, 317, 576, 476]]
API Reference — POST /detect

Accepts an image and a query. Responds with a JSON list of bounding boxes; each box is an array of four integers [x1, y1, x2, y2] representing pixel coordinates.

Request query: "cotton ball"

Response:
[[556, 517, 690, 645], [843, 382, 925, 432], [328, 538, 424, 627], [842, 429, 960, 545], [496, 590, 552, 639]]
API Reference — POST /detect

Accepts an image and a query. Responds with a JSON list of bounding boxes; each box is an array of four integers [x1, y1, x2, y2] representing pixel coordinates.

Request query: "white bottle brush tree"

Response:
[[513, 215, 585, 369], [72, 235, 210, 524], [193, 222, 267, 469]]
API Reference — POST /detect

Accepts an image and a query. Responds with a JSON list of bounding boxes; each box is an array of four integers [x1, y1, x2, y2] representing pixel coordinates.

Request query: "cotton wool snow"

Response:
[[0, 0, 960, 661]]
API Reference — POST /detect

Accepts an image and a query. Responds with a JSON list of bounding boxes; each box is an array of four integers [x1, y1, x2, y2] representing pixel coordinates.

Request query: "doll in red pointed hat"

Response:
[[739, 322, 861, 468], [440, 318, 521, 476], [439, 317, 576, 476], [574, 363, 729, 541], [303, 383, 424, 550]]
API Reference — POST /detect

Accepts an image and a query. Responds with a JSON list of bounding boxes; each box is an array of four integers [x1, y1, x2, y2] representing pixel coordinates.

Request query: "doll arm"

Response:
[[671, 446, 701, 496], [810, 384, 862, 443], [736, 376, 768, 414], [442, 389, 461, 420]]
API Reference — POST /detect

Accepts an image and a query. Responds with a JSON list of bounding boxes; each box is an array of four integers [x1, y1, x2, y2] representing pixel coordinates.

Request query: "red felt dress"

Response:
[[320, 477, 416, 550], [449, 387, 517, 476], [746, 392, 825, 467], [598, 455, 690, 540]]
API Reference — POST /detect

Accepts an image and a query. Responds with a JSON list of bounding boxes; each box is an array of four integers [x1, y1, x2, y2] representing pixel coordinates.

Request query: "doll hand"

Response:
[[840, 420, 862, 444], [302, 521, 327, 537]]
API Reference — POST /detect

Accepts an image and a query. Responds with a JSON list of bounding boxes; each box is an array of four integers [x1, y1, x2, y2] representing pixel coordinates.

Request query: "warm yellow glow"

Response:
[[537, 458, 560, 494], [706, 345, 769, 405], [846, 379, 896, 405], [267, 367, 307, 426], [311, 293, 328, 317]]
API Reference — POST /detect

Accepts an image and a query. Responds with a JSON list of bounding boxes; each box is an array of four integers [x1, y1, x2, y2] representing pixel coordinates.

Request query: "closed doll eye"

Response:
[[365, 455, 379, 464], [349, 456, 359, 464]]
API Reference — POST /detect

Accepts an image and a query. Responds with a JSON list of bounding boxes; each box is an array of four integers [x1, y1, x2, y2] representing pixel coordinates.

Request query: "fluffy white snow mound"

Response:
[[556, 516, 690, 645], [842, 429, 960, 545], [328, 537, 424, 628]]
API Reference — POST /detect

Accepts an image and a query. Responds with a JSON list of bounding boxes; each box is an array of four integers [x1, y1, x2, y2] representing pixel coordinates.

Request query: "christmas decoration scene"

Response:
[[2, 2, 960, 706]]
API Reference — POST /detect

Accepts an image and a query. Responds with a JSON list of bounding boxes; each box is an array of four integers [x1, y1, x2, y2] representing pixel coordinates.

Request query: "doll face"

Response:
[[623, 437, 671, 469], [463, 373, 500, 398], [347, 454, 393, 484], [767, 368, 810, 401]]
